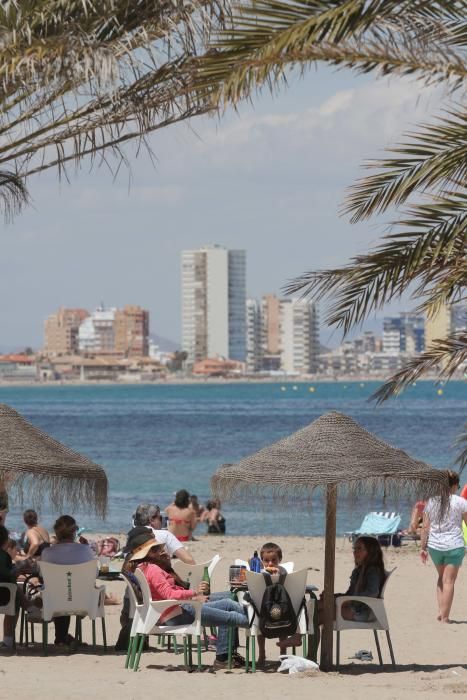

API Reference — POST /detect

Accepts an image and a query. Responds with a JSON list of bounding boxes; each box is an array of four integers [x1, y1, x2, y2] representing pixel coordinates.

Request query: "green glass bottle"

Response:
[[202, 565, 210, 595]]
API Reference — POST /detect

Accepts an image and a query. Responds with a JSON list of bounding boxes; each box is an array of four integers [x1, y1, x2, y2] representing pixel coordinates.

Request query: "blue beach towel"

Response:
[[356, 512, 401, 536]]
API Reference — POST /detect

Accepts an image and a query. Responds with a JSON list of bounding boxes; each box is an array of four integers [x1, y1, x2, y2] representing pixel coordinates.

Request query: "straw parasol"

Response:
[[0, 403, 108, 517], [212, 411, 450, 671]]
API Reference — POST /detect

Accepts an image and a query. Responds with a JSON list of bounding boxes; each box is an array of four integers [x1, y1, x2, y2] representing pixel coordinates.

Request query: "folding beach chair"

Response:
[[344, 512, 401, 547]]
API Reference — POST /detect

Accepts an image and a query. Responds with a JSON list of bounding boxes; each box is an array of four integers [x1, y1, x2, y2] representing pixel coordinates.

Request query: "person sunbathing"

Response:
[[127, 529, 249, 668]]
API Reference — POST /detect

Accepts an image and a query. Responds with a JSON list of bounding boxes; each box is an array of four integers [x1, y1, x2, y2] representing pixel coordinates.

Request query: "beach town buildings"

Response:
[[44, 304, 150, 358], [181, 245, 247, 365], [280, 298, 320, 374], [246, 295, 319, 374], [246, 298, 263, 373], [43, 308, 89, 356], [114, 305, 150, 357], [452, 302, 467, 334], [382, 313, 425, 354], [425, 303, 452, 350], [78, 306, 117, 355]]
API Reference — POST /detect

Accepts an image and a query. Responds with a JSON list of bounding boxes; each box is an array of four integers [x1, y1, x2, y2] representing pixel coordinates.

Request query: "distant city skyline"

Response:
[[0, 68, 442, 350]]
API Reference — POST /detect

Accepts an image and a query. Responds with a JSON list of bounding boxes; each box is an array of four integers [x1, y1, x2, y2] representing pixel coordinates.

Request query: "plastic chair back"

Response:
[[172, 555, 221, 589], [245, 568, 307, 618], [39, 560, 99, 620]]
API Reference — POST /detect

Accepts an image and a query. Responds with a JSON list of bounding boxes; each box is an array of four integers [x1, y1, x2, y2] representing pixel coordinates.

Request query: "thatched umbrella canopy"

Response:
[[0, 403, 107, 517], [212, 411, 450, 671]]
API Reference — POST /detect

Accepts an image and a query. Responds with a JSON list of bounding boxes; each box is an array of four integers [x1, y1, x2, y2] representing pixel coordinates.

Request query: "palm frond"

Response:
[[193, 0, 467, 108], [456, 426, 467, 472], [371, 331, 467, 403], [286, 191, 467, 333], [343, 107, 467, 222], [0, 0, 227, 184], [0, 171, 29, 221]]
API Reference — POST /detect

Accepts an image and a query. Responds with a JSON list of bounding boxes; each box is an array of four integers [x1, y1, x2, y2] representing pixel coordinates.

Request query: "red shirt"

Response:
[[138, 562, 194, 622]]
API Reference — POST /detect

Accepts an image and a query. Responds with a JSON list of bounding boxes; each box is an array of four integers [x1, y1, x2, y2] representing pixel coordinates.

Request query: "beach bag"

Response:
[[257, 572, 297, 639]]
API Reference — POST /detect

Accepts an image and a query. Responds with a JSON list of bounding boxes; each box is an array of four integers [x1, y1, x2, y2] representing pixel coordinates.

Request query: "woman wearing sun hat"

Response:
[[127, 529, 249, 668]]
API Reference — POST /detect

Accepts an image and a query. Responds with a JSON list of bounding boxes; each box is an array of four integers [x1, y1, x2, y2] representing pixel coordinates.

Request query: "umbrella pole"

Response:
[[320, 483, 337, 672]]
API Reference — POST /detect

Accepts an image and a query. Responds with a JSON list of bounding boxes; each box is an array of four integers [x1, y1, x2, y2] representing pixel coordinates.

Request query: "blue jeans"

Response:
[[170, 598, 249, 656]]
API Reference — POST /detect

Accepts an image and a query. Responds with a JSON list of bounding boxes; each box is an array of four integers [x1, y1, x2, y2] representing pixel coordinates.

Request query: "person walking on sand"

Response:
[[420, 470, 467, 623]]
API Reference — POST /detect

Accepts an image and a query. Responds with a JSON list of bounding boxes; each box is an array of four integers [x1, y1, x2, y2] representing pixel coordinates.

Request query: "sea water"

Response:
[[0, 381, 465, 536]]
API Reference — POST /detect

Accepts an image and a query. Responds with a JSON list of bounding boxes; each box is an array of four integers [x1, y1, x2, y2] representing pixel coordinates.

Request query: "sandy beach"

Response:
[[3, 535, 467, 699]]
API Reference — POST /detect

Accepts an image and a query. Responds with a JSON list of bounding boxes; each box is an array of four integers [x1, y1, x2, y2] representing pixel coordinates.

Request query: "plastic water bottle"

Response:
[[249, 550, 262, 573]]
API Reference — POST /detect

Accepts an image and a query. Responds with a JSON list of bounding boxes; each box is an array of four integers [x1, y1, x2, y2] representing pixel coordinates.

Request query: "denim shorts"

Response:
[[428, 547, 465, 567]]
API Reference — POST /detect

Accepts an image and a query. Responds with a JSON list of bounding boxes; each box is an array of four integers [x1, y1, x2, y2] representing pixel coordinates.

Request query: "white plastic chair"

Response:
[[31, 560, 106, 655], [172, 554, 222, 588], [242, 568, 314, 672], [234, 559, 294, 572], [334, 568, 396, 670], [122, 572, 146, 669], [171, 555, 222, 649], [131, 568, 203, 672]]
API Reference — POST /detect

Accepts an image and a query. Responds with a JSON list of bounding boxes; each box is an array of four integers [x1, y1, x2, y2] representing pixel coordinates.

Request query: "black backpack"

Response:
[[256, 572, 298, 639]]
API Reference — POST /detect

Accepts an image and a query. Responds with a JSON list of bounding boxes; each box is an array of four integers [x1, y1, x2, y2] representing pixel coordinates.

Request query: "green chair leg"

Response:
[[130, 633, 140, 669], [302, 634, 307, 658], [251, 636, 256, 673], [245, 636, 250, 672], [133, 633, 145, 672], [92, 620, 96, 651], [173, 636, 179, 654], [125, 636, 135, 668], [197, 635, 202, 671], [188, 634, 193, 669], [31, 624, 35, 644], [43, 622, 48, 656], [227, 627, 233, 669], [183, 637, 188, 671], [101, 618, 107, 650]]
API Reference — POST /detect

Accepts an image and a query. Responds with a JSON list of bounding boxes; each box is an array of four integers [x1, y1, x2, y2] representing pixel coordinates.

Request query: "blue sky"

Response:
[[1, 65, 441, 349]]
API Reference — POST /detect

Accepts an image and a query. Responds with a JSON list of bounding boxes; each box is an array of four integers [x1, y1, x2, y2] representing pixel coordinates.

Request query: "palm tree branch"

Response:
[[343, 107, 467, 222], [285, 192, 467, 333], [193, 0, 467, 106]]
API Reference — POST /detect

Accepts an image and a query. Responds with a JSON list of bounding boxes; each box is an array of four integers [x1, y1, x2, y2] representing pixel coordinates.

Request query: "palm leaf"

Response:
[[456, 426, 467, 472], [286, 191, 467, 333], [0, 0, 227, 185], [193, 0, 467, 107], [344, 107, 467, 222], [0, 171, 29, 221]]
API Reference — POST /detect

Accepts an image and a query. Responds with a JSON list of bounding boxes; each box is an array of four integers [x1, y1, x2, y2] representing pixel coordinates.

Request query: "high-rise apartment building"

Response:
[[43, 308, 89, 356], [115, 305, 149, 357], [78, 306, 117, 355], [246, 298, 262, 373], [452, 302, 467, 334], [280, 298, 319, 374], [181, 245, 246, 364], [383, 313, 425, 354], [425, 303, 452, 350]]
